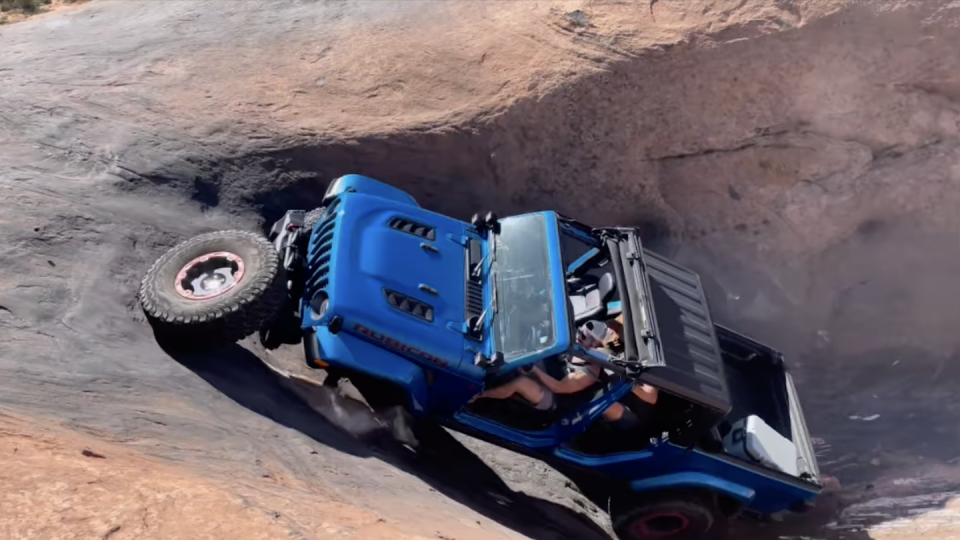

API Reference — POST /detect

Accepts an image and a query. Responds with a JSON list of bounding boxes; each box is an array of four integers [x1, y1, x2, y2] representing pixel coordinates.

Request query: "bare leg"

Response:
[[631, 384, 659, 405], [471, 376, 545, 406], [601, 384, 658, 421], [602, 402, 626, 421]]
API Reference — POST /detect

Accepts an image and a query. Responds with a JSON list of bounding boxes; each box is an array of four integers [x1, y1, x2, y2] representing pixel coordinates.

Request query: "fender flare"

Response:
[[304, 327, 430, 413], [629, 472, 756, 505]]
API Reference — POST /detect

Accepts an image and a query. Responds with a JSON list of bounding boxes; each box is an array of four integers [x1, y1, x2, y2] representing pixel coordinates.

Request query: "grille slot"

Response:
[[465, 280, 483, 319], [326, 197, 341, 216], [389, 217, 436, 241], [305, 209, 337, 297], [384, 289, 434, 323], [464, 239, 484, 325]]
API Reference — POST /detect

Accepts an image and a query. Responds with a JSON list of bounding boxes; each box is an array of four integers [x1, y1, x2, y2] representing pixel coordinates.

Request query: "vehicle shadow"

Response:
[[170, 343, 613, 540], [731, 496, 872, 540], [170, 343, 960, 540], [169, 342, 378, 458]]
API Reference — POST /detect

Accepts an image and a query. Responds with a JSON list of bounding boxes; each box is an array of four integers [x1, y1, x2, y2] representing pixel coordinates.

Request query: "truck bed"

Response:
[[714, 324, 821, 484], [716, 325, 791, 440]]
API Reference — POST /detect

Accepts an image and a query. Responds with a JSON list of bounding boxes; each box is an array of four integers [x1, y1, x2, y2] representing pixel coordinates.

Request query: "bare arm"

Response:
[[530, 362, 600, 395]]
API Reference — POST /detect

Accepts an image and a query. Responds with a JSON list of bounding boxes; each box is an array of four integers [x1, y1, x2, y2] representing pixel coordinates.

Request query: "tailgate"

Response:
[[785, 372, 821, 484]]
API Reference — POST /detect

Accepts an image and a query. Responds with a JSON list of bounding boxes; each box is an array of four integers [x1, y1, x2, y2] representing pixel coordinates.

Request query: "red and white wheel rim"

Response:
[[174, 251, 245, 300], [632, 513, 690, 538]]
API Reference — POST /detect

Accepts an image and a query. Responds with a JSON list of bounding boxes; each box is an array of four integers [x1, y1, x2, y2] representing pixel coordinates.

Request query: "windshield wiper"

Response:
[[471, 246, 491, 280], [471, 228, 498, 280], [474, 230, 497, 278]]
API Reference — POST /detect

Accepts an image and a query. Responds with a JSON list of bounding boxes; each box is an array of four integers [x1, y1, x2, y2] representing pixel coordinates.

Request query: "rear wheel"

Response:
[[612, 492, 726, 540], [138, 230, 286, 352]]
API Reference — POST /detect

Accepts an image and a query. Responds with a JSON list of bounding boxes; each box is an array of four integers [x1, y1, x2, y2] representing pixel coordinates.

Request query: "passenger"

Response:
[[470, 320, 659, 433], [467, 367, 556, 411], [467, 320, 614, 410]]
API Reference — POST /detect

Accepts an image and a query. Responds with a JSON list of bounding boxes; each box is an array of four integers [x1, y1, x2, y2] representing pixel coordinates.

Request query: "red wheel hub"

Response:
[[174, 251, 245, 300], [632, 513, 690, 538]]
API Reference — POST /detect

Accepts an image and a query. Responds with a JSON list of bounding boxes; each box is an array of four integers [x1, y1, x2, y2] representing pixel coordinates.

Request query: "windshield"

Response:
[[491, 214, 556, 361]]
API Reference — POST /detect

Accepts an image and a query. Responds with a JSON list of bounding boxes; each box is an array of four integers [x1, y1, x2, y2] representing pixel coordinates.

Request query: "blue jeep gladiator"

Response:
[[139, 174, 822, 540]]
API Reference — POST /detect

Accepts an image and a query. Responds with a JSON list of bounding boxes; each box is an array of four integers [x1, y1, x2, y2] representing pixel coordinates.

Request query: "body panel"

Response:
[[307, 327, 432, 413], [324, 174, 419, 207], [308, 192, 475, 374], [629, 472, 756, 504]]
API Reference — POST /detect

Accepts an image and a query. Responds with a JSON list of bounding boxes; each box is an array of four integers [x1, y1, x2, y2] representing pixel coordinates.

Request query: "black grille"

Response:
[[327, 197, 341, 215], [464, 238, 484, 328], [305, 217, 336, 296], [384, 289, 434, 322], [465, 280, 483, 319], [389, 217, 436, 241]]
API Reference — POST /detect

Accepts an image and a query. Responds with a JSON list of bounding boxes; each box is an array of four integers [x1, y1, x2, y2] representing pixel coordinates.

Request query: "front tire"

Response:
[[138, 230, 286, 352], [612, 493, 726, 540]]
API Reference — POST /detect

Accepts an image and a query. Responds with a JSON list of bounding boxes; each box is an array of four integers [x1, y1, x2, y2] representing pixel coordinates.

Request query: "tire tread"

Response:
[[138, 230, 286, 351]]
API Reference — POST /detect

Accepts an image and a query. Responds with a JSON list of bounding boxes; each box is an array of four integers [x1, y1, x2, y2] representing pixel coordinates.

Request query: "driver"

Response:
[[531, 320, 658, 433]]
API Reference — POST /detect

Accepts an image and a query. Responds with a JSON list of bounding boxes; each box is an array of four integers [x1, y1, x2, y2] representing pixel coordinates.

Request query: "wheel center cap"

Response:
[[174, 251, 246, 300]]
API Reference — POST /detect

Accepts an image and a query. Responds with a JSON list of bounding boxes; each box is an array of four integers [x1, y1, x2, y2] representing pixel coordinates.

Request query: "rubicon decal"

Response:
[[353, 323, 449, 368]]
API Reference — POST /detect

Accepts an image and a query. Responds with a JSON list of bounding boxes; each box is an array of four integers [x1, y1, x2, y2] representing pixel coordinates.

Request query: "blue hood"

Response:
[[302, 192, 474, 372]]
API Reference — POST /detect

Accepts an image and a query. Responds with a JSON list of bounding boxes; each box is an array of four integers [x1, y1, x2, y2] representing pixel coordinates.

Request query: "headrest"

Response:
[[598, 272, 615, 298]]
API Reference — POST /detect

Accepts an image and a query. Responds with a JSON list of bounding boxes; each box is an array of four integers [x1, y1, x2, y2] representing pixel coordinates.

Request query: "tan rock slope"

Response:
[[1, 1, 959, 539]]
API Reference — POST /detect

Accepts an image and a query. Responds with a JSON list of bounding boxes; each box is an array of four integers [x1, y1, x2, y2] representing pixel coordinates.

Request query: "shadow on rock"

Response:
[[396, 425, 613, 540], [169, 343, 375, 459], [168, 343, 960, 540], [171, 343, 612, 540], [730, 493, 872, 540]]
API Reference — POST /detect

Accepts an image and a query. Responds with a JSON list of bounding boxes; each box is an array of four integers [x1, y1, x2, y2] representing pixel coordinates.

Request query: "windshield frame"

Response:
[[486, 211, 571, 366]]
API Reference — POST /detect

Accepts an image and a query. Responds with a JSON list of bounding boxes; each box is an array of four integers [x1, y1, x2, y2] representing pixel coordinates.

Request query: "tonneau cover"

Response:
[[616, 230, 732, 416]]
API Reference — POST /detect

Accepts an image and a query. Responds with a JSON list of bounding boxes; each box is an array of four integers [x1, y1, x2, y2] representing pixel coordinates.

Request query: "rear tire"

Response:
[[138, 230, 286, 352], [612, 492, 726, 540]]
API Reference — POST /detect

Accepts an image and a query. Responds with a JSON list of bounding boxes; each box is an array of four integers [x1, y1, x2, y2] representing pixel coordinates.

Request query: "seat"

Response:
[[569, 272, 615, 324]]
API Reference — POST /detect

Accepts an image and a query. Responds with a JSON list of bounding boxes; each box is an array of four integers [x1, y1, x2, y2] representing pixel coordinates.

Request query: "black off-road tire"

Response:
[[138, 230, 286, 352], [258, 308, 303, 350], [612, 491, 727, 540]]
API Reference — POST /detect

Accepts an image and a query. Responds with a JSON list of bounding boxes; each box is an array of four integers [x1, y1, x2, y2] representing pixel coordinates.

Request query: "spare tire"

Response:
[[138, 230, 286, 352]]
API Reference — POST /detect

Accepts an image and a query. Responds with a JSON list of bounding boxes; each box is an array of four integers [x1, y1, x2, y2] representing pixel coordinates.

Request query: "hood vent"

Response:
[[384, 289, 434, 323], [389, 217, 436, 241]]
